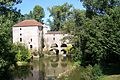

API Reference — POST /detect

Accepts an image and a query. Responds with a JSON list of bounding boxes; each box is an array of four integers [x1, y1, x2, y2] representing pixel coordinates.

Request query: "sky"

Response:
[[14, 0, 84, 23]]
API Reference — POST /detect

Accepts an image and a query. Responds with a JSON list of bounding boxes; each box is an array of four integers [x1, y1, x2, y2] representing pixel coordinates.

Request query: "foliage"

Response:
[[14, 43, 30, 62], [32, 5, 45, 22], [60, 1, 120, 67], [73, 65, 102, 80], [100, 75, 120, 80], [0, 1, 22, 75], [26, 50, 31, 61], [16, 50, 21, 61], [23, 5, 45, 22], [65, 44, 73, 54], [12, 65, 32, 78], [0, 15, 21, 71], [79, 5, 120, 66], [80, 0, 120, 18], [0, 7, 27, 70], [48, 3, 73, 31], [60, 64, 102, 80]]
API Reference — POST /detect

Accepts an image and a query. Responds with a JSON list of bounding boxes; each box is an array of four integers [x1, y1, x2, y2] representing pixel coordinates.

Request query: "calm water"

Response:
[[12, 56, 73, 80]]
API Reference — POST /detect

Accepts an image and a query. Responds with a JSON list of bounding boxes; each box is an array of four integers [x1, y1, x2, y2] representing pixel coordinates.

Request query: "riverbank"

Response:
[[57, 63, 103, 80], [57, 62, 120, 80], [100, 75, 120, 80], [57, 62, 80, 80], [57, 63, 77, 79]]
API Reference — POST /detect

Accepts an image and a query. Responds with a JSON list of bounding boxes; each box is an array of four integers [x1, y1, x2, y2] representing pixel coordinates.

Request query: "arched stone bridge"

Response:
[[49, 43, 67, 55]]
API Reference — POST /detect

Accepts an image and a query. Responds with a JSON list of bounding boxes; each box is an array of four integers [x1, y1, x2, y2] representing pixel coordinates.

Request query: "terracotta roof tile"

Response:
[[14, 19, 43, 27]]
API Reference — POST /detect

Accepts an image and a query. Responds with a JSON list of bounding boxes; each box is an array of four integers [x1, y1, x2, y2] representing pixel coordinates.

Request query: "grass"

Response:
[[100, 75, 120, 80], [58, 63, 120, 80]]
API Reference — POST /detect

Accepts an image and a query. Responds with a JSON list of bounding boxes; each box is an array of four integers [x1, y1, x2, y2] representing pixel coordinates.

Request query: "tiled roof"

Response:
[[46, 31, 64, 34], [14, 19, 43, 27]]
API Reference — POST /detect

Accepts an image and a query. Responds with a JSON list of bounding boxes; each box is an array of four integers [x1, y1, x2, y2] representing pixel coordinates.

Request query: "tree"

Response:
[[80, 0, 120, 18], [59, 1, 120, 66], [0, 0, 22, 15], [0, 0, 22, 71], [62, 9, 85, 33], [33, 5, 45, 22], [72, 4, 120, 66], [48, 3, 73, 31], [23, 5, 45, 22]]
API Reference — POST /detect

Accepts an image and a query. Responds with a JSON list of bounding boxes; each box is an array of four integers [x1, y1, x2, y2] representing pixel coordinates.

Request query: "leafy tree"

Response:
[[48, 3, 73, 31], [0, 0, 22, 15], [23, 5, 45, 22], [0, 0, 22, 71], [62, 9, 85, 34], [33, 5, 45, 22], [59, 1, 120, 67], [0, 15, 20, 70], [80, 0, 120, 18], [72, 5, 120, 66]]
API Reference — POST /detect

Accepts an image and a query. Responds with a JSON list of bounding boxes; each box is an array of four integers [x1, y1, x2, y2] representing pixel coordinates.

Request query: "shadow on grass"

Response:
[[101, 63, 120, 75]]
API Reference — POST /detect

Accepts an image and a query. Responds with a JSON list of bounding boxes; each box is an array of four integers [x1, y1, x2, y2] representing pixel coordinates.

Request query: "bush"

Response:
[[16, 50, 21, 61], [14, 43, 30, 62], [79, 64, 102, 80], [61, 64, 102, 80], [92, 64, 102, 80]]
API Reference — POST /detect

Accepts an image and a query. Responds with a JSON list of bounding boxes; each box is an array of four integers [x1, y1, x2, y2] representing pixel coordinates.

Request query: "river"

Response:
[[11, 56, 74, 80]]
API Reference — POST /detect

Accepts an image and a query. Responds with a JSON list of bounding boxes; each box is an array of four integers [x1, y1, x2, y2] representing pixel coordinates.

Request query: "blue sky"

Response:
[[14, 0, 84, 23]]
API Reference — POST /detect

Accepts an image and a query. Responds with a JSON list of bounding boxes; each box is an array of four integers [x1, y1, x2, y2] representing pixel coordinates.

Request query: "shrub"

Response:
[[61, 64, 102, 80], [14, 43, 30, 62], [79, 64, 102, 80], [16, 50, 21, 61], [92, 64, 102, 80]]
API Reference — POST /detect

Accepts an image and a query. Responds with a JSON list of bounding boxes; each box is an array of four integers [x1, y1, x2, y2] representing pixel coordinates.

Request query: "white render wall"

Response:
[[44, 33, 64, 49], [13, 26, 40, 51]]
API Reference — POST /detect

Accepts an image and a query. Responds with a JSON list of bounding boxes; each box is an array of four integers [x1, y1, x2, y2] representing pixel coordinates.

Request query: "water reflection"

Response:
[[0, 70, 14, 80], [13, 65, 32, 79], [1, 56, 73, 80]]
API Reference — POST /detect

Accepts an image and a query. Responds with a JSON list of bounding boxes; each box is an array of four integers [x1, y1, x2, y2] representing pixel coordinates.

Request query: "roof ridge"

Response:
[[14, 19, 43, 27]]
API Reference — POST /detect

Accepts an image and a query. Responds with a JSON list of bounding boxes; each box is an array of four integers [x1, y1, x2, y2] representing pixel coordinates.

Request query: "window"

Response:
[[31, 39, 32, 42], [30, 45, 33, 49], [20, 38, 22, 42], [20, 28, 22, 30], [20, 33, 22, 36], [53, 37, 55, 40]]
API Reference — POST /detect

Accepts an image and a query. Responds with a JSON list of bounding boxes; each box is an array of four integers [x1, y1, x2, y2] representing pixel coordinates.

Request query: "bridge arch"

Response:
[[61, 43, 67, 47], [49, 48, 59, 55]]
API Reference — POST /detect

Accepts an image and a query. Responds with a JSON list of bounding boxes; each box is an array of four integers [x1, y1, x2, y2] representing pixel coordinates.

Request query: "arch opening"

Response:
[[61, 44, 67, 47]]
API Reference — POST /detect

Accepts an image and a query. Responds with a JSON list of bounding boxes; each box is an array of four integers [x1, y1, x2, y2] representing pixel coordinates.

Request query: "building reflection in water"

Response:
[[13, 56, 73, 80]]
